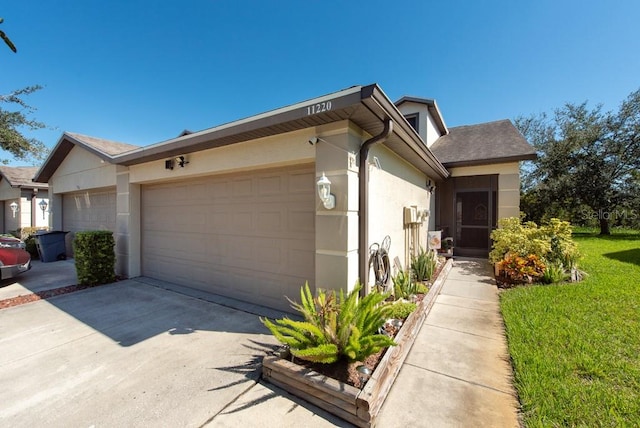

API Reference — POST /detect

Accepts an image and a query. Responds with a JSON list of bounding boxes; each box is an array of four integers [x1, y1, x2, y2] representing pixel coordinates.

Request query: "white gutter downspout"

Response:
[[359, 118, 393, 296]]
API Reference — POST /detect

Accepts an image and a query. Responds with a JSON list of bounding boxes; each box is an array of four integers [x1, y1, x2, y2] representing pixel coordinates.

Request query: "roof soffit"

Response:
[[36, 84, 450, 183]]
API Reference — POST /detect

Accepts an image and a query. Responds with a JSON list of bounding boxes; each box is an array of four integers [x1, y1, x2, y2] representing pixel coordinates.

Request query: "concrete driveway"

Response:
[[0, 262, 348, 427]]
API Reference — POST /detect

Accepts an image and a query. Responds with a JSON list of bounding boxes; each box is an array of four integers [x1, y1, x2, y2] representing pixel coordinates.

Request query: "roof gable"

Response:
[[395, 96, 448, 136], [0, 166, 47, 188], [34, 132, 140, 183], [430, 119, 536, 167]]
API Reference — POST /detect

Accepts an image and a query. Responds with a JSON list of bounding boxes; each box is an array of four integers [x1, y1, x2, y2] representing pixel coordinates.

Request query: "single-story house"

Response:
[[34, 84, 535, 312], [0, 166, 49, 234]]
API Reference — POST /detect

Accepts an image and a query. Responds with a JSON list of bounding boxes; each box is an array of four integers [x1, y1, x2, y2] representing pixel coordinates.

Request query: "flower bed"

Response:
[[262, 258, 453, 427]]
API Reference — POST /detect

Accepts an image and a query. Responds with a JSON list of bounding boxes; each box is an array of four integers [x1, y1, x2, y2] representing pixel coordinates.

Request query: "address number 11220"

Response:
[[306, 101, 332, 115]]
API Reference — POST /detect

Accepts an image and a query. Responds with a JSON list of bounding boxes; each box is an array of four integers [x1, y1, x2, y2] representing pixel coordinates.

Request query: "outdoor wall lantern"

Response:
[[317, 172, 336, 210], [426, 179, 436, 193], [165, 156, 189, 170], [9, 201, 19, 218], [176, 155, 189, 168], [39, 199, 48, 219]]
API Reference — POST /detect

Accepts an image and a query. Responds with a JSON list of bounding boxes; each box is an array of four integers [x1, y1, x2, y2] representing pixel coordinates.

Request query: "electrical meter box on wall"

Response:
[[404, 206, 419, 225]]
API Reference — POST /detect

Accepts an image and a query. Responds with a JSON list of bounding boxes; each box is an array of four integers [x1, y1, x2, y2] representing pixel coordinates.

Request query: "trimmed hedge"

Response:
[[73, 231, 116, 286]]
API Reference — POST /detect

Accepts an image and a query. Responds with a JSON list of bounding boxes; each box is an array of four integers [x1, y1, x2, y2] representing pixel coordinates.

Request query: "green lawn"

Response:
[[500, 230, 640, 427]]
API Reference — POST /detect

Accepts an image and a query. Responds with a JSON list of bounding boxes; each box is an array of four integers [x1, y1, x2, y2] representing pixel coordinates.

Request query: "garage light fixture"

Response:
[[39, 199, 48, 219], [176, 156, 189, 168], [165, 156, 189, 170], [317, 172, 335, 210], [9, 201, 19, 218]]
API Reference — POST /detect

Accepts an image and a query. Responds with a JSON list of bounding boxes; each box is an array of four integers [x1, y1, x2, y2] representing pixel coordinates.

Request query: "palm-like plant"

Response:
[[261, 282, 396, 364]]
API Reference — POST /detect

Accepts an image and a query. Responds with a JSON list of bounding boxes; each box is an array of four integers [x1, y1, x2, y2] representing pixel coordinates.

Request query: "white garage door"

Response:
[[62, 189, 117, 256], [141, 165, 315, 312]]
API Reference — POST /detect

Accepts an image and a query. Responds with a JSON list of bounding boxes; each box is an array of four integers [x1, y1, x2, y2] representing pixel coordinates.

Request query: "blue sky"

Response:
[[2, 0, 639, 166]]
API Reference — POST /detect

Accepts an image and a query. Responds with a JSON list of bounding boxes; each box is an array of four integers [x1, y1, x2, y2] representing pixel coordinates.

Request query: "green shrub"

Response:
[[544, 218, 580, 268], [384, 301, 417, 320], [411, 248, 437, 282], [73, 231, 116, 286], [24, 236, 38, 259], [260, 282, 396, 364], [489, 217, 550, 263], [490, 217, 580, 268]]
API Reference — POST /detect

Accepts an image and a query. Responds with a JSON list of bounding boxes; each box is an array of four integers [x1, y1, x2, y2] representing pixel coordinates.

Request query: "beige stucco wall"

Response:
[[128, 127, 319, 184], [368, 144, 432, 280], [50, 146, 118, 194], [314, 123, 362, 293], [449, 162, 521, 219], [0, 180, 20, 232], [0, 179, 20, 200], [0, 183, 49, 232], [116, 166, 140, 278]]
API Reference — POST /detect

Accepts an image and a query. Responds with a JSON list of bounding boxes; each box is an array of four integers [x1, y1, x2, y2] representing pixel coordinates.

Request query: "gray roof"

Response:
[[0, 166, 47, 189], [430, 119, 536, 167], [34, 133, 140, 183], [65, 132, 140, 156]]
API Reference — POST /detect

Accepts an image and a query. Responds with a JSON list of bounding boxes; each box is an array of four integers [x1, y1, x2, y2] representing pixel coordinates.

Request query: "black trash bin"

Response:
[[35, 231, 68, 262]]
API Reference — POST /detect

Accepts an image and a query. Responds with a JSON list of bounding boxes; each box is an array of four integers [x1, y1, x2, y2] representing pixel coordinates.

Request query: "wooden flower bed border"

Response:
[[262, 258, 453, 427]]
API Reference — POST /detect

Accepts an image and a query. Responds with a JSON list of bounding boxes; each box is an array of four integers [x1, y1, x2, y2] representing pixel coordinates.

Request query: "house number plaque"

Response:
[[306, 101, 332, 115]]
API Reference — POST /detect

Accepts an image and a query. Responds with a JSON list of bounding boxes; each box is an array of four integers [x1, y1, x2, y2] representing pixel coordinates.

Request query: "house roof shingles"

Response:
[[0, 166, 46, 188], [34, 133, 141, 183], [430, 119, 536, 167], [65, 132, 140, 156]]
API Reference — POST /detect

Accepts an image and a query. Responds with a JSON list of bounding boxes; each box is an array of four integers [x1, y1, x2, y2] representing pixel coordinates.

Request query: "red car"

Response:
[[0, 235, 32, 280]]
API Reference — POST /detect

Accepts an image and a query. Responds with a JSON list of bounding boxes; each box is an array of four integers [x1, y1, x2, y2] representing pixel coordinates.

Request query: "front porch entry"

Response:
[[437, 175, 498, 258]]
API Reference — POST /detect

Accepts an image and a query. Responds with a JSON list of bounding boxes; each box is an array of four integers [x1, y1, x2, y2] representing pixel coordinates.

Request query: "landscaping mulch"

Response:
[[0, 283, 102, 310]]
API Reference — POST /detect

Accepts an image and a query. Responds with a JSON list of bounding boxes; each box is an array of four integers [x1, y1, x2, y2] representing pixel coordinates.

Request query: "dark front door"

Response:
[[454, 179, 497, 257]]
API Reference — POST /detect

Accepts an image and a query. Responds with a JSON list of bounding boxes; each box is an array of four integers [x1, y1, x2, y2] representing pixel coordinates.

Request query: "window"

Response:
[[404, 113, 419, 133]]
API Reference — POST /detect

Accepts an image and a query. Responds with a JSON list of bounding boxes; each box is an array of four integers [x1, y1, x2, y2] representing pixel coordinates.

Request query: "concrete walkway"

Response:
[[0, 258, 521, 427], [376, 258, 521, 427]]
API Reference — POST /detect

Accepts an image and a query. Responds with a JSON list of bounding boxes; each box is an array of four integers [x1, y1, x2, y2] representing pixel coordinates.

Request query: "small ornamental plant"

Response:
[[384, 301, 417, 320], [261, 282, 396, 364], [491, 217, 582, 285], [498, 253, 546, 284], [411, 247, 438, 282]]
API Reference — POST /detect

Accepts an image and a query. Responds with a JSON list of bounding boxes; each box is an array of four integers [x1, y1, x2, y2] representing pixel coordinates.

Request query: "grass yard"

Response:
[[500, 229, 640, 427]]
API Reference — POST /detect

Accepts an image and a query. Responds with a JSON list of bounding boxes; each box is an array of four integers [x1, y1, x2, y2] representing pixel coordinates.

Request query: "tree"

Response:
[[516, 89, 640, 235], [1, 17, 49, 165], [0, 85, 49, 164], [1, 18, 17, 53]]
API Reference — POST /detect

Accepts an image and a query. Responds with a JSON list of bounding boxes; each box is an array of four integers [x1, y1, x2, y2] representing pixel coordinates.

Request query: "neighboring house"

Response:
[[33, 132, 140, 257], [34, 84, 535, 312], [0, 166, 49, 234]]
